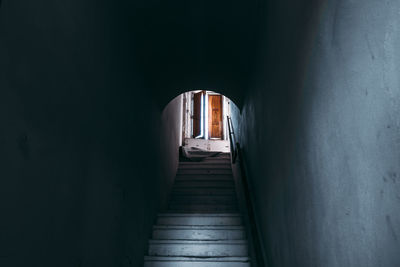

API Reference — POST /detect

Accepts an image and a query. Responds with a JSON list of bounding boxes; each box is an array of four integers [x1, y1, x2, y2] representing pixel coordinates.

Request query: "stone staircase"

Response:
[[144, 153, 250, 266]]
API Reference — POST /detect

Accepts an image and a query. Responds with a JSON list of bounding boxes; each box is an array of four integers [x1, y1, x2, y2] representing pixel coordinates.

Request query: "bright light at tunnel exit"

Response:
[[195, 93, 205, 139]]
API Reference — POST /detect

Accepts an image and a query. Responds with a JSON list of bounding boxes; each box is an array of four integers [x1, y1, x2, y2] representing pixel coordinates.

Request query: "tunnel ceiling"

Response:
[[123, 0, 262, 108], [1, 0, 264, 111]]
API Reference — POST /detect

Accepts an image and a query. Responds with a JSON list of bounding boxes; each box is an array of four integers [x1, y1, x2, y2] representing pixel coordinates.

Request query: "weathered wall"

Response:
[[158, 95, 183, 210], [0, 1, 181, 266], [237, 0, 400, 266], [3, 0, 400, 266]]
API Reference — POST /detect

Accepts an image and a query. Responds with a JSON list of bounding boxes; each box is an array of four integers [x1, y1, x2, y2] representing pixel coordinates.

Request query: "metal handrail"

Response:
[[226, 116, 266, 267], [226, 116, 238, 163]]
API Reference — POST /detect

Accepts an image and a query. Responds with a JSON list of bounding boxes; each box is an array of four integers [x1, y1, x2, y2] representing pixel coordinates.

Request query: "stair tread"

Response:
[[170, 198, 236, 203], [174, 182, 234, 184], [158, 213, 241, 217], [182, 162, 231, 164], [174, 183, 234, 185], [148, 240, 248, 257], [157, 214, 242, 224], [149, 240, 247, 244], [179, 163, 231, 166], [170, 201, 237, 204], [152, 226, 246, 240], [177, 170, 232, 175], [154, 225, 244, 230], [169, 204, 237, 207], [172, 190, 236, 195], [171, 195, 236, 198], [175, 175, 234, 180], [145, 256, 250, 262], [178, 169, 232, 172], [173, 187, 234, 189], [145, 158, 250, 263], [172, 191, 236, 194], [178, 169, 232, 173], [169, 207, 238, 211], [170, 203, 237, 206]]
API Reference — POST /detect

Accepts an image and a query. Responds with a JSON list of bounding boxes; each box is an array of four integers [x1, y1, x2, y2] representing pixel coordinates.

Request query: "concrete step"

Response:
[[201, 159, 231, 164], [178, 163, 231, 169], [203, 154, 230, 159], [152, 225, 245, 240], [173, 181, 234, 188], [168, 204, 238, 212], [172, 188, 236, 195], [148, 240, 248, 257], [168, 204, 238, 211], [156, 213, 242, 226], [175, 174, 234, 181], [171, 193, 236, 199], [184, 153, 229, 158], [144, 256, 250, 267], [180, 159, 230, 164], [177, 169, 232, 175], [170, 195, 237, 204], [202, 155, 231, 160], [169, 201, 237, 207]]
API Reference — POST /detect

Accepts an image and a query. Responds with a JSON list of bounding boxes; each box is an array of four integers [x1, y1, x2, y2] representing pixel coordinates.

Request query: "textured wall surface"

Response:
[[238, 0, 400, 266], [158, 95, 183, 210], [0, 1, 182, 266], [2, 0, 400, 266]]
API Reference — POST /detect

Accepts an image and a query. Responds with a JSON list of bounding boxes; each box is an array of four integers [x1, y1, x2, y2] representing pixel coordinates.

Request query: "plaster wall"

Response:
[[0, 1, 181, 266], [237, 1, 400, 266]]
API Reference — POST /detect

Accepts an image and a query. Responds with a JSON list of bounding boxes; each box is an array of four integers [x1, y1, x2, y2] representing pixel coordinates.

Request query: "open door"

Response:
[[208, 95, 223, 139], [192, 91, 204, 138]]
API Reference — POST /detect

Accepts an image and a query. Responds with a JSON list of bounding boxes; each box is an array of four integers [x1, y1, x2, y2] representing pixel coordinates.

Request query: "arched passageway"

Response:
[[157, 91, 241, 219], [145, 90, 252, 267], [162, 90, 240, 153], [2, 0, 400, 267]]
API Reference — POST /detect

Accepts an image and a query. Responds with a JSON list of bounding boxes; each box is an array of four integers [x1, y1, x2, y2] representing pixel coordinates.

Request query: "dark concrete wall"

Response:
[[0, 1, 181, 266], [3, 0, 400, 266], [237, 0, 400, 266], [158, 95, 183, 210]]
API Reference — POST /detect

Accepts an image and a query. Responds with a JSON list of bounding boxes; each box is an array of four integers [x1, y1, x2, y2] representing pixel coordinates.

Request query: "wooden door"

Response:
[[208, 95, 223, 139], [192, 91, 203, 138]]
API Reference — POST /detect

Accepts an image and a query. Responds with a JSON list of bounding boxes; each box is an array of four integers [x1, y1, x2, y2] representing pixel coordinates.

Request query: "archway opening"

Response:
[[163, 90, 240, 154]]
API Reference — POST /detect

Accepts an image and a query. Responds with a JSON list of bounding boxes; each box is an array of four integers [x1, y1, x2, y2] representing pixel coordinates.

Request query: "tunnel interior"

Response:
[[1, 0, 400, 266]]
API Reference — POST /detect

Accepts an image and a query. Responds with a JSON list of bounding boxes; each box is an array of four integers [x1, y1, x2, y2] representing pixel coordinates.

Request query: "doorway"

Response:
[[208, 94, 223, 139], [189, 90, 225, 140], [180, 90, 234, 152]]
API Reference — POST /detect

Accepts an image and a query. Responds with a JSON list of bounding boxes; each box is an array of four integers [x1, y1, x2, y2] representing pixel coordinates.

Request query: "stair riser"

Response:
[[177, 169, 232, 175], [149, 243, 248, 257], [170, 200, 236, 205], [180, 160, 230, 163], [172, 189, 236, 195], [175, 174, 233, 181], [144, 261, 250, 267], [170, 203, 237, 208], [153, 229, 245, 240], [169, 205, 238, 212], [174, 181, 234, 188], [178, 164, 231, 169], [200, 160, 231, 164], [157, 216, 242, 226], [170, 196, 237, 204], [202, 157, 231, 160]]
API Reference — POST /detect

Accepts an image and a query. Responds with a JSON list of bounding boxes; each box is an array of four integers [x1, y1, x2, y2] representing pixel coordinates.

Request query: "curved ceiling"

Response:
[[124, 0, 262, 108]]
